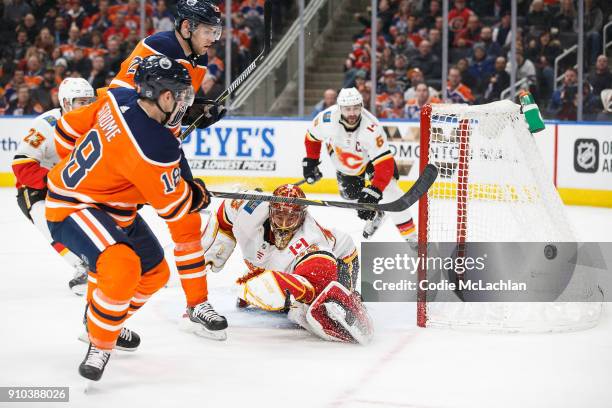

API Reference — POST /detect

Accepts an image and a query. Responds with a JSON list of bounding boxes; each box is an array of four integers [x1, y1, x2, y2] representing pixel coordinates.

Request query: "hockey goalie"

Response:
[[201, 184, 374, 344]]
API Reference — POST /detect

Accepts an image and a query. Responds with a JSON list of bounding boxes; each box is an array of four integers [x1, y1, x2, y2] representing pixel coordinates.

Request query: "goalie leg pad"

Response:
[[305, 281, 374, 345], [241, 270, 315, 311]]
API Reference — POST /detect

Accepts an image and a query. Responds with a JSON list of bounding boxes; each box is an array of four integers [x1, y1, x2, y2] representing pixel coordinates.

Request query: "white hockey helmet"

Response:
[[58, 78, 95, 112], [337, 87, 363, 107]]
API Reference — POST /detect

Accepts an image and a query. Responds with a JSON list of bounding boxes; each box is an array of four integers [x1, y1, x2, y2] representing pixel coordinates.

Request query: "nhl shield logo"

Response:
[[574, 139, 599, 173]]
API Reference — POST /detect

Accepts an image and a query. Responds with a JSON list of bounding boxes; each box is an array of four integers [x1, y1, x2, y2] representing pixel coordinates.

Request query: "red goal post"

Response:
[[416, 101, 601, 332]]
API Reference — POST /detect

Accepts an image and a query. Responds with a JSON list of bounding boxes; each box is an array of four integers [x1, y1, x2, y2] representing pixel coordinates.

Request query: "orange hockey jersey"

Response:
[[109, 31, 208, 93], [46, 87, 207, 305]]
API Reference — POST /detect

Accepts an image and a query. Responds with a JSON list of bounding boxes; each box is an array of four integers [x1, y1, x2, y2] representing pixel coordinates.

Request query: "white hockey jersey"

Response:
[[220, 197, 357, 273], [14, 109, 62, 171], [306, 105, 393, 176]]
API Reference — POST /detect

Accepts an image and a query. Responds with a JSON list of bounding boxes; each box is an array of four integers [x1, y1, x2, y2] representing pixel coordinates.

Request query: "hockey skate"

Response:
[[362, 211, 385, 239], [182, 301, 228, 341], [80, 306, 141, 351], [79, 343, 111, 381], [68, 263, 88, 296], [323, 302, 372, 345]]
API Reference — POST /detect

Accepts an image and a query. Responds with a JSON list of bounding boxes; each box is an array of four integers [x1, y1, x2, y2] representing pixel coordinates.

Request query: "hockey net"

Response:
[[417, 101, 601, 332]]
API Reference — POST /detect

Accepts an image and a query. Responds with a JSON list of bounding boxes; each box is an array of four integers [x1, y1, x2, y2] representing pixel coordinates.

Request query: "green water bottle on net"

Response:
[[518, 90, 545, 133]]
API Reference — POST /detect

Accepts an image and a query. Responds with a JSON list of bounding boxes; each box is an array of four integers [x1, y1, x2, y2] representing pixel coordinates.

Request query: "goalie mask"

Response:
[[269, 184, 307, 250]]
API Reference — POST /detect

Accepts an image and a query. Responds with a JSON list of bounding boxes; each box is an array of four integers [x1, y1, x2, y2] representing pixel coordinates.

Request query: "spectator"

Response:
[[393, 54, 409, 82], [391, 33, 417, 58], [88, 55, 107, 90], [548, 68, 577, 115], [242, 0, 264, 19], [575, 0, 603, 65], [30, 0, 51, 21], [423, 0, 442, 29], [506, 53, 537, 88], [380, 69, 404, 94], [596, 89, 612, 121], [17, 13, 39, 43], [15, 30, 31, 62], [410, 40, 441, 80], [53, 16, 69, 44], [31, 68, 56, 110], [24, 55, 44, 87], [405, 83, 442, 119], [588, 55, 612, 101], [446, 66, 475, 103], [553, 0, 576, 32], [479, 26, 502, 58], [153, 0, 174, 33], [206, 47, 225, 79], [4, 0, 32, 25], [103, 38, 124, 73], [493, 12, 511, 49], [312, 89, 338, 117], [380, 91, 405, 119], [34, 27, 55, 57], [456, 57, 477, 89], [70, 47, 92, 78], [454, 15, 481, 48], [484, 56, 511, 102], [65, 0, 87, 29], [5, 85, 43, 115], [526, 0, 552, 33], [404, 69, 439, 100], [83, 0, 112, 33], [468, 43, 495, 95], [428, 28, 443, 59], [201, 73, 224, 100], [448, 0, 474, 33], [104, 14, 130, 43], [53, 58, 68, 82]]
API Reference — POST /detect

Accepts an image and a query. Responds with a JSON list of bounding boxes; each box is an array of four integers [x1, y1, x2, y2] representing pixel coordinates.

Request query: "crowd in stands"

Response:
[[341, 0, 612, 120], [0, 0, 280, 115]]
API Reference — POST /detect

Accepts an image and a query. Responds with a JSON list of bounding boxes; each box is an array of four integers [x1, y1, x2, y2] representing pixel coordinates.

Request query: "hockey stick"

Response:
[[179, 0, 272, 140], [207, 164, 438, 212]]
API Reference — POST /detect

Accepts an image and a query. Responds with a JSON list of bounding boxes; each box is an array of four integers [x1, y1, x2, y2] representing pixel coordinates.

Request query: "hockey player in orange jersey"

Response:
[[108, 0, 226, 134], [46, 55, 227, 381]]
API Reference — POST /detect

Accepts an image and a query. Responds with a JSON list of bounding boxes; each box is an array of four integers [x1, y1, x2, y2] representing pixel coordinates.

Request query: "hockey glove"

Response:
[[302, 158, 322, 184], [357, 186, 382, 220], [185, 98, 227, 129], [16, 186, 47, 221], [186, 178, 211, 212]]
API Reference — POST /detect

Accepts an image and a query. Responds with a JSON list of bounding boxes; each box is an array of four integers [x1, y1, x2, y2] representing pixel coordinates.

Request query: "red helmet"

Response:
[[269, 184, 306, 249]]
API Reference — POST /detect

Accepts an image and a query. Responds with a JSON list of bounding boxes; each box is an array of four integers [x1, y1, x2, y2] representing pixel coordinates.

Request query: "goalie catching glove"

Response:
[[357, 186, 382, 220], [201, 213, 236, 273], [185, 97, 227, 129]]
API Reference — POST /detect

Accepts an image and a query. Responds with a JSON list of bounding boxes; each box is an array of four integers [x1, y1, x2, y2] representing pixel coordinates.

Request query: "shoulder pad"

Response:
[[144, 31, 208, 66], [107, 90, 181, 166]]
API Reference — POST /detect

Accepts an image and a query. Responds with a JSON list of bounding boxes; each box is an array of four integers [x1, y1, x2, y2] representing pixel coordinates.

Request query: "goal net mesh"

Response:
[[418, 100, 601, 332]]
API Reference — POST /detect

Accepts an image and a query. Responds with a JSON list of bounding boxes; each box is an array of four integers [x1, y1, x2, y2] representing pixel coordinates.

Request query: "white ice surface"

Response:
[[0, 188, 611, 408]]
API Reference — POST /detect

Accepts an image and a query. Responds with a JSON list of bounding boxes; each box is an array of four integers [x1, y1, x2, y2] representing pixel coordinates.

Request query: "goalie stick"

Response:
[[179, 0, 272, 140], [206, 164, 438, 212]]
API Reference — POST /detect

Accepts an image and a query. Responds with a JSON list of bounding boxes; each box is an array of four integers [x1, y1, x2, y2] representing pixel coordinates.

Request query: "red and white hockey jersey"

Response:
[[305, 105, 395, 192], [12, 109, 62, 189], [217, 196, 357, 275]]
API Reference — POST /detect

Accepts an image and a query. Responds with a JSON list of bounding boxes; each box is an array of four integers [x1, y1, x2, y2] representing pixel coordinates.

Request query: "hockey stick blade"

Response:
[[180, 0, 272, 140], [208, 164, 438, 212]]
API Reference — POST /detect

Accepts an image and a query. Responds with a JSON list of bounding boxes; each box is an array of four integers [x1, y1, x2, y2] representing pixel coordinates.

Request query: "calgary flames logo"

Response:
[[334, 146, 364, 170]]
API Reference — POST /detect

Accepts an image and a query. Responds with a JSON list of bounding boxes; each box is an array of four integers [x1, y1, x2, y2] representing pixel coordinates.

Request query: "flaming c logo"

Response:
[[335, 147, 363, 170]]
